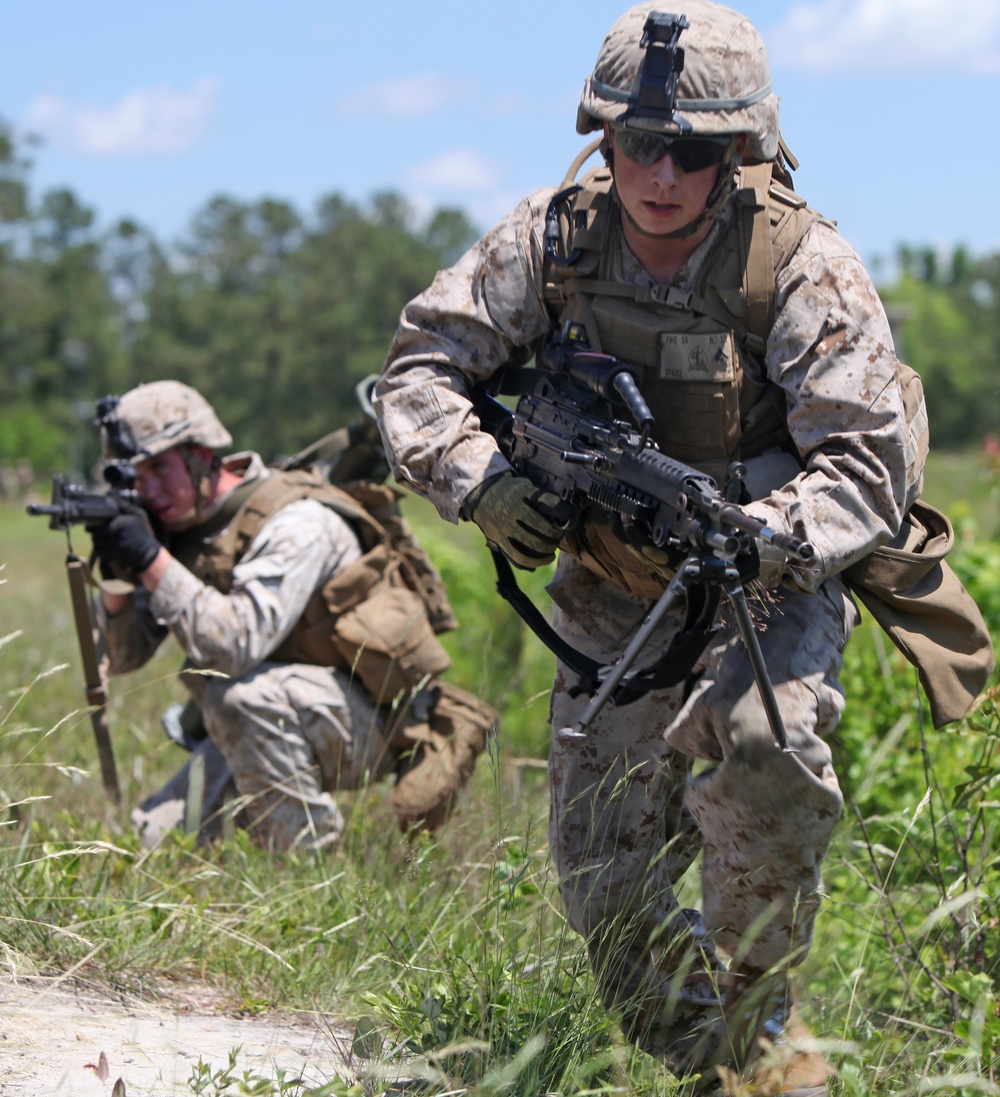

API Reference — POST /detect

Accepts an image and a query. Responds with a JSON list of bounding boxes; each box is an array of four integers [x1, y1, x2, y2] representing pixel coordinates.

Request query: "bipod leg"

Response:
[[563, 559, 699, 739], [723, 570, 797, 754]]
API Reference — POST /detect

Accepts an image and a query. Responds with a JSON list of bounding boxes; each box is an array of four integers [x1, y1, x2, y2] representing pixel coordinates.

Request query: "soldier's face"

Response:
[[608, 124, 720, 237], [135, 447, 197, 529]]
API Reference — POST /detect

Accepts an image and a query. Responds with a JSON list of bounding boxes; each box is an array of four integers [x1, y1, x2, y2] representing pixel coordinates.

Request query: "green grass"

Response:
[[923, 449, 1000, 540], [3, 452, 1000, 1094]]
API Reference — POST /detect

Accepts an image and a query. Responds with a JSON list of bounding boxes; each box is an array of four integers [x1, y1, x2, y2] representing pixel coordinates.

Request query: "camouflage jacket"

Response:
[[375, 185, 921, 593], [101, 453, 362, 677]]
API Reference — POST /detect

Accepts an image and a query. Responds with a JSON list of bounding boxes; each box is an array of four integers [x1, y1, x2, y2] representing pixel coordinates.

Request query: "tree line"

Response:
[[0, 119, 479, 481], [883, 247, 1000, 449], [1, 116, 997, 483]]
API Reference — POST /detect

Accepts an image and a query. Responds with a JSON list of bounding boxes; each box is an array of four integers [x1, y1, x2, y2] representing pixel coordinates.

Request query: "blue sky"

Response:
[[4, 0, 999, 274]]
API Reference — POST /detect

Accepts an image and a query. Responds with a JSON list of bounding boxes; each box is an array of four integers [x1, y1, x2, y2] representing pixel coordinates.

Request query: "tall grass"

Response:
[[2, 452, 1000, 1094]]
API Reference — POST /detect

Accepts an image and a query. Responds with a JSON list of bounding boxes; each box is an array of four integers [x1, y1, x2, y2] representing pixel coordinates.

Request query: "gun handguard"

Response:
[[27, 475, 136, 531]]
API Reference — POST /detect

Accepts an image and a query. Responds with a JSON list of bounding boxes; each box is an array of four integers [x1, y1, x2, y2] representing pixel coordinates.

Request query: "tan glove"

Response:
[[755, 540, 786, 589], [464, 473, 566, 569]]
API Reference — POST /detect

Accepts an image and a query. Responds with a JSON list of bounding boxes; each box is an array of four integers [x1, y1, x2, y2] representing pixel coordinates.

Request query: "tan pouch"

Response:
[[332, 583, 452, 705], [344, 480, 458, 635], [844, 500, 994, 728]]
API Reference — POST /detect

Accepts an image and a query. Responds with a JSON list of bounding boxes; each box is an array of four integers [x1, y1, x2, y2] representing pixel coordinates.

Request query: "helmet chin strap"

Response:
[[170, 445, 222, 531]]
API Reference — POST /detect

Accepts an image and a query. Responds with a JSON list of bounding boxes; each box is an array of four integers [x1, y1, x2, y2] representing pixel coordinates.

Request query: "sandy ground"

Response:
[[0, 976, 357, 1096]]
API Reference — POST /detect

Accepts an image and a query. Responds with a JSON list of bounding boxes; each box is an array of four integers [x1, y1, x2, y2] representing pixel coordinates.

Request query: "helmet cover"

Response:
[[106, 381, 232, 461], [577, 0, 779, 163]]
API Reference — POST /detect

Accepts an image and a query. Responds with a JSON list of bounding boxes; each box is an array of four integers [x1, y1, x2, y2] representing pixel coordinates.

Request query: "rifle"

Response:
[[24, 396, 143, 805], [474, 331, 815, 748], [27, 473, 136, 531]]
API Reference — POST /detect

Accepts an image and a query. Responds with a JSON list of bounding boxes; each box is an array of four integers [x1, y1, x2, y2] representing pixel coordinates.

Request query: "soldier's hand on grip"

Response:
[[89, 502, 161, 578], [464, 472, 567, 569], [753, 539, 785, 589]]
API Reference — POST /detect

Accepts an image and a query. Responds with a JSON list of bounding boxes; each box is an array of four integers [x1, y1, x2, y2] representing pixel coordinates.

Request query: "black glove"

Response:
[[89, 503, 161, 578]]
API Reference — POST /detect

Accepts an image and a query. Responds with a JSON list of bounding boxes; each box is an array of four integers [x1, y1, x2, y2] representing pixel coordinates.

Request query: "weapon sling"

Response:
[[490, 546, 721, 706], [65, 553, 121, 805]]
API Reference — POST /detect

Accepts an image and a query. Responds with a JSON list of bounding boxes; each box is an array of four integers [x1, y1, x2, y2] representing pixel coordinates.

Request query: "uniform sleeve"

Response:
[[99, 588, 170, 675], [750, 220, 926, 590], [146, 499, 362, 678], [375, 191, 555, 522]]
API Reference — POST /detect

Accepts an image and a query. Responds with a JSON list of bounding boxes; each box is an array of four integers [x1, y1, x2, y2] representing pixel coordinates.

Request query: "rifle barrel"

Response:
[[716, 503, 815, 563]]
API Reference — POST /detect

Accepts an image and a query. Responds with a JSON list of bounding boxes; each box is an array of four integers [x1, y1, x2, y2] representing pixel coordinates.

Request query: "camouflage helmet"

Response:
[[106, 380, 232, 461], [577, 0, 780, 163]]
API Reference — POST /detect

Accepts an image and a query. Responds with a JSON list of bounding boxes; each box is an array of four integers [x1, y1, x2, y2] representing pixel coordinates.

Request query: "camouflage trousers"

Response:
[[547, 558, 853, 1075], [132, 662, 395, 850]]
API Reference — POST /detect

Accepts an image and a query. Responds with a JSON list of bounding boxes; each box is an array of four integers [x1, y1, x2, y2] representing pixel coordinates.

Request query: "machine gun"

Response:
[[23, 395, 144, 805], [474, 330, 815, 747]]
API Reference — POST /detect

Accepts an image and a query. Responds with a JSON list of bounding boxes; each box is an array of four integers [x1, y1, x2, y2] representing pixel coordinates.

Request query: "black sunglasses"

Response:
[[612, 128, 732, 172]]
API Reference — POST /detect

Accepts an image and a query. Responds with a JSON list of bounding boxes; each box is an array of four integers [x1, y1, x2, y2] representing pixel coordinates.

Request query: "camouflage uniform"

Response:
[[104, 453, 393, 850], [375, 0, 921, 1083]]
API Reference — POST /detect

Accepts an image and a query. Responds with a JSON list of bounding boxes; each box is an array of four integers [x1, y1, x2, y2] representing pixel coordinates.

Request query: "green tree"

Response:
[[0, 122, 124, 476], [25, 188, 125, 474], [124, 195, 303, 454], [0, 125, 42, 408], [125, 189, 476, 459], [883, 247, 1000, 451]]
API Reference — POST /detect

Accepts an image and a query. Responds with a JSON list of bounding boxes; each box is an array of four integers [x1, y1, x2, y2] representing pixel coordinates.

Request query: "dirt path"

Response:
[[0, 977, 356, 1096]]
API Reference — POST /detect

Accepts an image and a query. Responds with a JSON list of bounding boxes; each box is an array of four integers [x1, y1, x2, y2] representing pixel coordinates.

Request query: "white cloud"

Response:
[[401, 150, 503, 192], [333, 73, 477, 119], [768, 0, 1000, 74], [24, 78, 219, 155], [402, 185, 523, 236]]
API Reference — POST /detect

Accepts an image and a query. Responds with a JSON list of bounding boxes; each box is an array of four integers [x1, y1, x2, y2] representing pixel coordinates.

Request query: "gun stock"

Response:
[[66, 554, 121, 805]]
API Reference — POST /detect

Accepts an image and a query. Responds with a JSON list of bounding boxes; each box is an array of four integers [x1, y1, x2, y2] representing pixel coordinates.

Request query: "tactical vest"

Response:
[[539, 155, 832, 597], [168, 467, 457, 706], [539, 149, 993, 727], [543, 157, 838, 484]]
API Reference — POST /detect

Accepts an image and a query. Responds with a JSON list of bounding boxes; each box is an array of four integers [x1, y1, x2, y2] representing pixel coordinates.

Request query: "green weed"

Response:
[[3, 452, 1000, 1094]]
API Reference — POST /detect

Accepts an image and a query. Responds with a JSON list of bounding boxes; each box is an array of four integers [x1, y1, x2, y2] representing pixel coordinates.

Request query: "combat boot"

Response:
[[390, 681, 496, 833], [713, 1006, 834, 1096], [709, 965, 834, 1097]]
